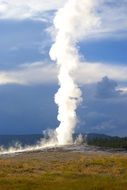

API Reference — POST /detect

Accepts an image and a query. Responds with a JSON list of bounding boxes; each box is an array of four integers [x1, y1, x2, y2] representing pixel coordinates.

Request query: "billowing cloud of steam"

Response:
[[0, 0, 101, 155], [0, 130, 57, 155], [49, 0, 100, 145]]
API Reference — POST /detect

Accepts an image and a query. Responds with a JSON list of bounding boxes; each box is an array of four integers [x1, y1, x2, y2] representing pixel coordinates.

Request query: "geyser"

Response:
[[0, 0, 101, 155], [49, 0, 100, 145]]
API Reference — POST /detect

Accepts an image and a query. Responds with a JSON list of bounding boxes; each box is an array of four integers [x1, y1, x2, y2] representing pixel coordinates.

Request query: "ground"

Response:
[[0, 148, 127, 190]]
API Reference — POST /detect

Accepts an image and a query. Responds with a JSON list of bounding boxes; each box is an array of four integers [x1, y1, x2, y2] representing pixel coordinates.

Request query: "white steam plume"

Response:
[[49, 0, 100, 145], [0, 0, 101, 155]]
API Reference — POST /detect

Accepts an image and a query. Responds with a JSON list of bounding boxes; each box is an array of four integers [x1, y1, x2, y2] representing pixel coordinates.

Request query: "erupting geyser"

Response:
[[0, 0, 101, 155], [50, 0, 100, 145]]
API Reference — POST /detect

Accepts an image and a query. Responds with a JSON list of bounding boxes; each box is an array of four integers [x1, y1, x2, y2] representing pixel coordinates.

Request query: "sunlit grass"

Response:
[[0, 151, 127, 190]]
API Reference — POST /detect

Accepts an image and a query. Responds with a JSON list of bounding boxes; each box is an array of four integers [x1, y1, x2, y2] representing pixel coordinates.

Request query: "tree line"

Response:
[[87, 135, 127, 149]]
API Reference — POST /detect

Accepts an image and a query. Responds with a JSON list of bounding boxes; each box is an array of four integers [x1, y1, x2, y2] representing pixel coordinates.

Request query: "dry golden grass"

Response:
[[0, 151, 127, 190]]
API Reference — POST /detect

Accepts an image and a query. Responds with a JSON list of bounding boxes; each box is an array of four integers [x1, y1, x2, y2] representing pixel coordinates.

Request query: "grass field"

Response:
[[0, 150, 127, 190]]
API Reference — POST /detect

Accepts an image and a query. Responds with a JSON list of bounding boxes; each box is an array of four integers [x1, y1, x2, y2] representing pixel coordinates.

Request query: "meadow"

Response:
[[0, 150, 127, 190]]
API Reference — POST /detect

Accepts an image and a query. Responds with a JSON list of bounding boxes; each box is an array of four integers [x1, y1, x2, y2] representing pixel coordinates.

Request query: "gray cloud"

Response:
[[78, 77, 127, 136], [95, 76, 120, 98]]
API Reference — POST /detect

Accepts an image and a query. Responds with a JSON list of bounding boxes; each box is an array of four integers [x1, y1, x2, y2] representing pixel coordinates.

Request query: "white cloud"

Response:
[[0, 61, 127, 85], [0, 0, 126, 39], [0, 0, 66, 20], [117, 87, 127, 95], [95, 0, 127, 39], [0, 62, 57, 85], [76, 62, 127, 84]]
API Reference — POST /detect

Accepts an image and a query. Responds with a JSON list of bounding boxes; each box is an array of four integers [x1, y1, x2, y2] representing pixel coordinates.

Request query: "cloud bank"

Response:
[[0, 61, 127, 85]]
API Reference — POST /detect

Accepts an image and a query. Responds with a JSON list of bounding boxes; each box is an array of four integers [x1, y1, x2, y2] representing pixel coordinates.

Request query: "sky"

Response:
[[0, 0, 127, 136]]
